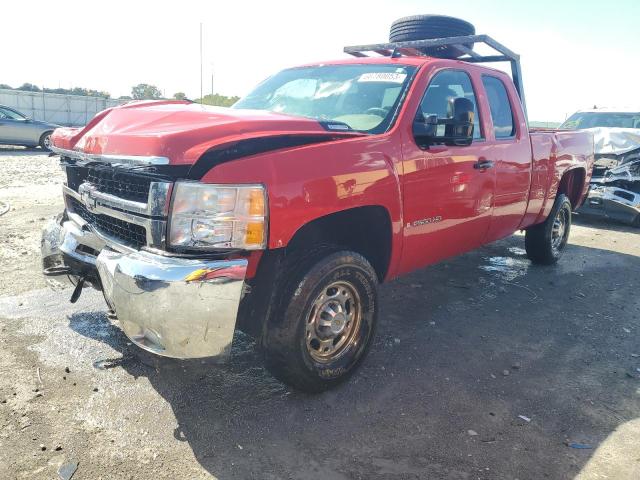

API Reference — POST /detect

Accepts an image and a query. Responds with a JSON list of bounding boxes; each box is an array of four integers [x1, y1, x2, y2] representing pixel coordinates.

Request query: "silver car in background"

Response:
[[0, 105, 59, 150]]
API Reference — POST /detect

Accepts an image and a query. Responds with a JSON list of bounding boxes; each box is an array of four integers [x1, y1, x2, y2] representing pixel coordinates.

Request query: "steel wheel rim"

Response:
[[305, 280, 362, 362], [551, 207, 569, 254], [43, 134, 51, 149]]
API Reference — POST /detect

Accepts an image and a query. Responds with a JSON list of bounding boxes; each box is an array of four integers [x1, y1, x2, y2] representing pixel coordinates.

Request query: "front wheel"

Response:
[[525, 194, 572, 265], [263, 250, 378, 392]]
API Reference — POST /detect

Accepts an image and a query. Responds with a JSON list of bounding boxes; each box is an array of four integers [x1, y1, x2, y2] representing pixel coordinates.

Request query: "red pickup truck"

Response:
[[41, 22, 593, 392]]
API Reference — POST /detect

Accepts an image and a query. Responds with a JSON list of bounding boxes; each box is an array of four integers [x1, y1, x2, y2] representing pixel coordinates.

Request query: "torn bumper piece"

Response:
[[581, 185, 640, 225], [41, 215, 247, 360]]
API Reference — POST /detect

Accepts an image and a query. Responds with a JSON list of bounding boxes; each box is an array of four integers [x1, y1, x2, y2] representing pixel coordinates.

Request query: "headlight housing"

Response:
[[169, 182, 267, 250]]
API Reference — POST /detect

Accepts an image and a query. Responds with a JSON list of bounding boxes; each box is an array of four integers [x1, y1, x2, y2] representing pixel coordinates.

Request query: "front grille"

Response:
[[69, 197, 147, 249], [86, 166, 154, 203]]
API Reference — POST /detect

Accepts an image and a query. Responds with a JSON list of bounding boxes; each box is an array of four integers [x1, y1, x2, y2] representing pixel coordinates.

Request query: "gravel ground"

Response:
[[0, 147, 639, 479], [0, 146, 64, 296]]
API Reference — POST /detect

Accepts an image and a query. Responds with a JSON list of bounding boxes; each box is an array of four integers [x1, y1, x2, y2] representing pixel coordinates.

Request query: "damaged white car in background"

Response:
[[561, 108, 640, 226]]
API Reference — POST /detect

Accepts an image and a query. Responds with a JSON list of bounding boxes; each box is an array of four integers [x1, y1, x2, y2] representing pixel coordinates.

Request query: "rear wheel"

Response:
[[263, 249, 378, 392], [525, 194, 572, 265], [39, 131, 53, 151]]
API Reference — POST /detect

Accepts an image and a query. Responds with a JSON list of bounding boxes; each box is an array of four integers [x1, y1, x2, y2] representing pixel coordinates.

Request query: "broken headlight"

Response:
[[169, 182, 267, 250]]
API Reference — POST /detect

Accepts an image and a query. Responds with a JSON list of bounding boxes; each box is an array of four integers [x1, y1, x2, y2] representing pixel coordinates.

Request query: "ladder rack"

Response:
[[344, 34, 527, 118]]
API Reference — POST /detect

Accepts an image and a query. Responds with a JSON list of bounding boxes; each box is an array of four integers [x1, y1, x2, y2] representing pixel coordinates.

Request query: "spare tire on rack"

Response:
[[389, 15, 475, 59]]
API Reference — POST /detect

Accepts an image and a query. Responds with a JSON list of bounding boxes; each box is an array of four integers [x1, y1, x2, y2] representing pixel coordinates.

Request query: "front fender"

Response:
[[199, 133, 405, 277]]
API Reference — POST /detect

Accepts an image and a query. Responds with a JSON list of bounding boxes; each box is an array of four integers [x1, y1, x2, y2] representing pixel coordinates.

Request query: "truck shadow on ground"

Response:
[[68, 235, 640, 479]]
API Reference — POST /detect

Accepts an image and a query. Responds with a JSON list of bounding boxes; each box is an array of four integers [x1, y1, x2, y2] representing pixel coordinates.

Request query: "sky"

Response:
[[3, 0, 639, 122]]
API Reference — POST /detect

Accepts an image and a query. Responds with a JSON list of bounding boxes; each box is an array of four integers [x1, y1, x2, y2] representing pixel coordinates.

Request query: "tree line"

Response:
[[132, 84, 239, 106], [0, 82, 112, 99], [0, 82, 239, 107]]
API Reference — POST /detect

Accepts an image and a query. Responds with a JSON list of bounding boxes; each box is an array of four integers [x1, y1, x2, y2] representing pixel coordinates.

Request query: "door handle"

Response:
[[474, 159, 494, 170]]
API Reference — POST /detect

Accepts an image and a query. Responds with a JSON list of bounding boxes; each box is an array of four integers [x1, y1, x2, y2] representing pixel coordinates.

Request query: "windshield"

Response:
[[561, 112, 640, 130], [233, 64, 417, 133]]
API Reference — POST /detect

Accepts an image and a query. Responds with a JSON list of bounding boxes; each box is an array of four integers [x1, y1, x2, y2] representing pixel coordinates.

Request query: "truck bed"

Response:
[[522, 129, 594, 228]]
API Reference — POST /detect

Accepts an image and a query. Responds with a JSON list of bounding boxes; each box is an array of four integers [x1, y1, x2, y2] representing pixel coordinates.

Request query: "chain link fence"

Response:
[[0, 89, 126, 126]]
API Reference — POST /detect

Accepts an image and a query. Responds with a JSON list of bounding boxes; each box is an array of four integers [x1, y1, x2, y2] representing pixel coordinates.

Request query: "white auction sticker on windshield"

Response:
[[358, 72, 407, 83]]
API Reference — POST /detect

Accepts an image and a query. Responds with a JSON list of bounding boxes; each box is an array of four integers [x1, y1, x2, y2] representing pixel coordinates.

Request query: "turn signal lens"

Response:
[[248, 189, 265, 216], [245, 221, 265, 246]]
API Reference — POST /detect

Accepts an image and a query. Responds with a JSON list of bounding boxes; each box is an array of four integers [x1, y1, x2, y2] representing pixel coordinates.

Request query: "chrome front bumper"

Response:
[[42, 215, 247, 360]]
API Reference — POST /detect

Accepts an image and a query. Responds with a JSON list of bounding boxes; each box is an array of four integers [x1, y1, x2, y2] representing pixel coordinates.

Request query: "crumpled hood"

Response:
[[587, 127, 640, 156], [51, 100, 357, 165]]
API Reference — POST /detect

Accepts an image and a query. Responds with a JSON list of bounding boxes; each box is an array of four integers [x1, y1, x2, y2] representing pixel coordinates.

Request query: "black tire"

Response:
[[39, 131, 53, 151], [263, 249, 378, 392], [389, 15, 475, 59], [525, 194, 572, 265]]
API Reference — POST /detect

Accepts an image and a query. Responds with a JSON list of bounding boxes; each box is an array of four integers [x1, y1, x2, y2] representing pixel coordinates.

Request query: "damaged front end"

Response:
[[41, 158, 248, 361], [579, 130, 640, 226]]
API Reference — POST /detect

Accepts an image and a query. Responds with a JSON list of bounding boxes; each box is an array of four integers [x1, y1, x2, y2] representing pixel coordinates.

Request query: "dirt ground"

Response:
[[0, 146, 639, 480]]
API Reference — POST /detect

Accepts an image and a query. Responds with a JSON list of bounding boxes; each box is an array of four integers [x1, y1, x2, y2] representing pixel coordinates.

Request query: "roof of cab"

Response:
[[296, 55, 436, 68], [293, 55, 509, 76]]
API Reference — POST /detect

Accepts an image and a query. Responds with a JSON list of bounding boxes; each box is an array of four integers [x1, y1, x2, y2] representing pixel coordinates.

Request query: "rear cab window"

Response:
[[481, 76, 516, 139]]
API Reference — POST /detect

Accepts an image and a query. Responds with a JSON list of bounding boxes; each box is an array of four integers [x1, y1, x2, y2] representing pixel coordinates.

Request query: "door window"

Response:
[[482, 76, 515, 138], [417, 69, 482, 140]]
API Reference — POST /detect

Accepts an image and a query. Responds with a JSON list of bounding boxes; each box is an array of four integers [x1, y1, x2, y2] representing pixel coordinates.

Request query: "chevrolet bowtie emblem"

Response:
[[78, 183, 98, 213]]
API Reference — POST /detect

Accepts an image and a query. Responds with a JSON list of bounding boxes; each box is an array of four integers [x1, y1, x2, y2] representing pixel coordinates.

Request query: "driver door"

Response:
[[399, 68, 495, 272]]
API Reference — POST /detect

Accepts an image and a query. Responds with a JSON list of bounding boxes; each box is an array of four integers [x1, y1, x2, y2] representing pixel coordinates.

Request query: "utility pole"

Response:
[[199, 23, 203, 104], [210, 62, 214, 98]]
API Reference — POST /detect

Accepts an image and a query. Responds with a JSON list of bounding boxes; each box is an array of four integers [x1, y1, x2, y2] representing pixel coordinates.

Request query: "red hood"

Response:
[[51, 101, 358, 165]]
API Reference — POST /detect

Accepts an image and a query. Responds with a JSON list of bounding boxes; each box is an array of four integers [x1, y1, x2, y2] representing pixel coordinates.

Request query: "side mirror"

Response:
[[412, 113, 438, 139], [413, 97, 474, 147], [445, 97, 474, 146]]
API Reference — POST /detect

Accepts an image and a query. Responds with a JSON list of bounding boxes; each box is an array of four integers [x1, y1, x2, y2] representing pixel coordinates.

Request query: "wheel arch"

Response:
[[38, 130, 54, 147], [285, 205, 394, 282], [557, 166, 587, 210]]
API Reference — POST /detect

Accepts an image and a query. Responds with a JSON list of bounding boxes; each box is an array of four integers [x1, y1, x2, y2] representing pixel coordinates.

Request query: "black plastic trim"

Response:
[[186, 134, 355, 180]]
